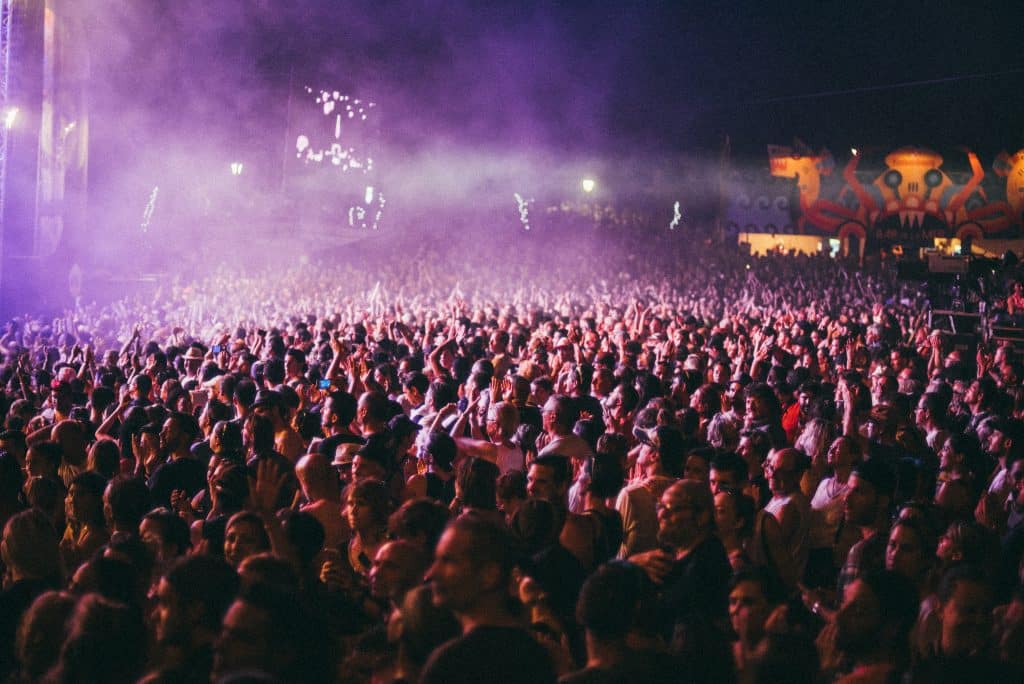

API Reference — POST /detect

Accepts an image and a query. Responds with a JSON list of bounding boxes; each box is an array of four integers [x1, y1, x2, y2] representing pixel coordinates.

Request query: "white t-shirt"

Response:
[[808, 476, 849, 549]]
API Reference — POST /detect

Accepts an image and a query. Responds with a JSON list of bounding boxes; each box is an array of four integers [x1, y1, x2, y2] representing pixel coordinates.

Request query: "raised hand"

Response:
[[249, 459, 287, 518]]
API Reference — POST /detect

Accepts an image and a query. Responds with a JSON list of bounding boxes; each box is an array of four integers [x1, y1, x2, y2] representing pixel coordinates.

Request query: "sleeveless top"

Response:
[[763, 491, 811, 576]]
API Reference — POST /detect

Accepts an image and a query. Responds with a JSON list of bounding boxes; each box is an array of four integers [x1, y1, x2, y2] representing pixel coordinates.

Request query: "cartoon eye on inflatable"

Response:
[[757, 196, 771, 210], [775, 196, 789, 211], [883, 170, 903, 188], [924, 169, 943, 188]]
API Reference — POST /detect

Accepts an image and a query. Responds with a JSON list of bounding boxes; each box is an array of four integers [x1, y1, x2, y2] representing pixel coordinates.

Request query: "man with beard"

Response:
[[630, 479, 731, 639], [147, 411, 204, 509]]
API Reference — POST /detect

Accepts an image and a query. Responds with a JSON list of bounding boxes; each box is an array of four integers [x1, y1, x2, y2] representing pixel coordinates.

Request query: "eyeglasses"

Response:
[[657, 501, 699, 516], [762, 463, 792, 477]]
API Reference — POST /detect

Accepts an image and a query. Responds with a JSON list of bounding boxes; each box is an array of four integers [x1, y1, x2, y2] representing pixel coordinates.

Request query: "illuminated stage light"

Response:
[[365, 186, 375, 204], [581, 178, 595, 193], [850, 148, 858, 156], [230, 162, 244, 176], [4, 107, 18, 129]]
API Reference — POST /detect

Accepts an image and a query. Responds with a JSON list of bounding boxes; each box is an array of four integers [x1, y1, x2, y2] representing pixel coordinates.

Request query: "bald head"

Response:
[[296, 452, 337, 500], [766, 447, 803, 495], [369, 539, 429, 603], [657, 479, 714, 550], [51, 420, 86, 467]]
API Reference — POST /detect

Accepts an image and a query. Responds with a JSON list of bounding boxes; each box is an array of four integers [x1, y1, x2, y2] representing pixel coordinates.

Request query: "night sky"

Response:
[[82, 0, 1024, 210]]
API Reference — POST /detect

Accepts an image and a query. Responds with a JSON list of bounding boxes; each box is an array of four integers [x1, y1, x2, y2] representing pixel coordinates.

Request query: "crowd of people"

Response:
[[1, 229, 1024, 683]]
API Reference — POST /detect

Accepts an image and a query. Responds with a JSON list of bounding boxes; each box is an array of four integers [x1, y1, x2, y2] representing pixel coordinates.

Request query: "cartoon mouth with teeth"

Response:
[[861, 147, 983, 236]]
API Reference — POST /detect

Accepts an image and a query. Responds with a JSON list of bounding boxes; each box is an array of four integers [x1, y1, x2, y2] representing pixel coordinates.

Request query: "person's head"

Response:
[[423, 431, 456, 474], [295, 451, 338, 502], [140, 508, 191, 569], [526, 454, 571, 504], [49, 593, 147, 684], [728, 566, 782, 643], [541, 394, 578, 436], [794, 417, 837, 463], [827, 435, 861, 473], [885, 518, 934, 583], [154, 554, 239, 646], [844, 459, 895, 527], [657, 479, 714, 550], [102, 476, 151, 533], [576, 560, 652, 642], [713, 487, 756, 540], [964, 376, 997, 411], [213, 584, 330, 683], [1009, 452, 1024, 509], [985, 417, 1024, 462], [401, 371, 430, 406], [691, 384, 722, 418], [496, 469, 528, 521], [210, 420, 244, 458], [936, 564, 995, 657], [66, 471, 108, 528], [237, 552, 300, 592], [587, 452, 625, 500], [1, 508, 61, 584], [159, 411, 199, 454], [637, 425, 685, 477], [915, 391, 948, 429], [345, 478, 392, 535], [456, 456, 501, 511], [321, 389, 357, 433], [210, 463, 249, 514], [388, 497, 450, 555], [709, 451, 748, 494], [835, 570, 919, 663], [369, 540, 430, 604], [484, 401, 518, 444], [745, 382, 779, 421], [706, 413, 740, 452], [683, 447, 714, 484], [936, 521, 997, 572], [282, 510, 325, 571], [25, 475, 65, 530], [602, 383, 639, 427], [15, 590, 75, 682], [223, 512, 270, 569], [427, 516, 518, 615], [357, 391, 392, 432], [737, 428, 771, 472], [394, 584, 461, 671], [763, 448, 803, 496], [25, 440, 61, 479], [86, 439, 120, 480]]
